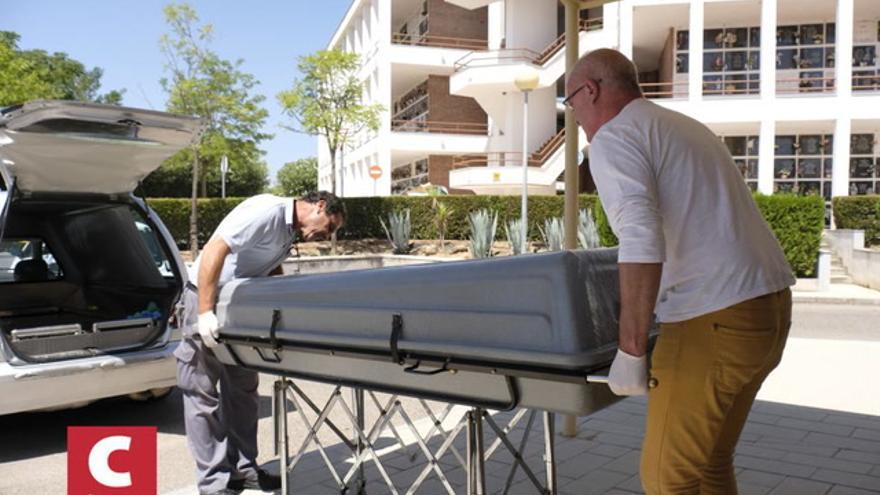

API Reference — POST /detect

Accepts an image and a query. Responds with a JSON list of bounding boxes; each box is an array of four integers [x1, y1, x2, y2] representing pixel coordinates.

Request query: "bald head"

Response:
[[565, 49, 643, 140], [568, 49, 642, 97]]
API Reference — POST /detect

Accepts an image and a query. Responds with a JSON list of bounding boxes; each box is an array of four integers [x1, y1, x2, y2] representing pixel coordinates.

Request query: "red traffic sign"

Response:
[[369, 165, 382, 180]]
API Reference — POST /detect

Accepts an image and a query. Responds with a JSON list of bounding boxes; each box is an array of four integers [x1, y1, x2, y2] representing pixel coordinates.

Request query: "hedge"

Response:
[[833, 195, 880, 246], [147, 193, 824, 276], [148, 198, 246, 248], [753, 194, 825, 277], [148, 195, 610, 247]]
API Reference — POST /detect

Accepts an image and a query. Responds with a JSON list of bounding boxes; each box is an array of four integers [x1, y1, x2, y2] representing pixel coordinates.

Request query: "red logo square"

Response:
[[67, 426, 157, 495]]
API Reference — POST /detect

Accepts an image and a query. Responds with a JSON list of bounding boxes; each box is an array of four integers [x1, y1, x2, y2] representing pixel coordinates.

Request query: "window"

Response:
[[773, 134, 833, 201], [722, 135, 759, 191], [682, 26, 761, 96], [0, 239, 63, 284], [135, 219, 174, 278], [849, 133, 879, 195], [775, 23, 837, 93], [390, 159, 429, 195]]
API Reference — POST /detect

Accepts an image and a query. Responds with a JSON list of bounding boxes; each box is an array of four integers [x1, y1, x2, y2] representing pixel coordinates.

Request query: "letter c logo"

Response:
[[88, 435, 132, 488]]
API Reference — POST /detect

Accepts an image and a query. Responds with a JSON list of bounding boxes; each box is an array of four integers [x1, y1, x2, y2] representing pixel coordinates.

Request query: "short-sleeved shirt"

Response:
[[588, 99, 795, 323], [188, 194, 295, 288]]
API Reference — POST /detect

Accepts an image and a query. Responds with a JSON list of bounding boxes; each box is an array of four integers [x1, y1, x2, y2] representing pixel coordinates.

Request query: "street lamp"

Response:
[[514, 68, 540, 251], [220, 155, 229, 199]]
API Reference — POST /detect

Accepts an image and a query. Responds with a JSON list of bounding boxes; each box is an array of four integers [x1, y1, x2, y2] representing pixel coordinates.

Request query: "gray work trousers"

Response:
[[174, 287, 260, 494]]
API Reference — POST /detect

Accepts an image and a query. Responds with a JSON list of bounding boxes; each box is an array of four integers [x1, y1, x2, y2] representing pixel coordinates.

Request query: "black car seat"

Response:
[[13, 259, 49, 283]]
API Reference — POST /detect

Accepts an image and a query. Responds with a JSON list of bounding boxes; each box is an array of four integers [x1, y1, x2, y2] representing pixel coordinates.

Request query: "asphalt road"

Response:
[[0, 303, 876, 494]]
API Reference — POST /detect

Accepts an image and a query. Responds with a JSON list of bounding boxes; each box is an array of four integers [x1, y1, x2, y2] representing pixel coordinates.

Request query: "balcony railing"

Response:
[[640, 74, 866, 98], [454, 18, 603, 72], [776, 75, 837, 95], [391, 32, 489, 51], [640, 81, 689, 99], [451, 129, 565, 169], [391, 119, 489, 135]]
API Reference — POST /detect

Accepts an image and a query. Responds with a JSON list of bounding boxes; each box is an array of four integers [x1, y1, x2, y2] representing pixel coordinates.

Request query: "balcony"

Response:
[[391, 120, 488, 135], [392, 31, 488, 51], [448, 129, 572, 193]]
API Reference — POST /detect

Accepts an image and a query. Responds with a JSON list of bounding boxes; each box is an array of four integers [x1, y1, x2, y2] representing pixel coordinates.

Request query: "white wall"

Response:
[[504, 0, 556, 52]]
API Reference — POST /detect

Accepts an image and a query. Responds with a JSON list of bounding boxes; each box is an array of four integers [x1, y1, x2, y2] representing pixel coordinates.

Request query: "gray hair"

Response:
[[569, 49, 642, 96]]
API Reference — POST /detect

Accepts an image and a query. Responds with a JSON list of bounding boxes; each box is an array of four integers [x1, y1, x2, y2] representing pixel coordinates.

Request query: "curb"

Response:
[[792, 293, 880, 306]]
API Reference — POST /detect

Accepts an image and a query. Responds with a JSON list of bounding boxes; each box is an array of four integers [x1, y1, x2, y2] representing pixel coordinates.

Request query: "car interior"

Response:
[[0, 196, 182, 362]]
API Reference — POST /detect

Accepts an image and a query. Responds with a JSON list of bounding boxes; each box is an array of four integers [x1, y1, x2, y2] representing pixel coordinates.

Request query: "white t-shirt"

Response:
[[188, 194, 295, 288], [588, 98, 795, 323]]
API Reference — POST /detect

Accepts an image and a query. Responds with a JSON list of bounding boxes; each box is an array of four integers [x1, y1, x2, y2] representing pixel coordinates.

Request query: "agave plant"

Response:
[[505, 218, 527, 255], [577, 208, 600, 249], [380, 209, 412, 254], [468, 209, 498, 258], [540, 217, 565, 251]]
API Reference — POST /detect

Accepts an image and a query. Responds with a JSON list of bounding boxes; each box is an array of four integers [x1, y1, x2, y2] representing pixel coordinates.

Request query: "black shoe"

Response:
[[231, 468, 282, 492]]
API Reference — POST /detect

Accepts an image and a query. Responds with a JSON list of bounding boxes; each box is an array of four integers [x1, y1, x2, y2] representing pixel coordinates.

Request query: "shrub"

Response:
[[380, 209, 412, 254], [540, 217, 565, 251], [505, 218, 527, 255], [468, 209, 498, 258], [578, 208, 600, 249], [833, 195, 880, 246], [147, 197, 245, 249], [146, 193, 824, 275], [753, 194, 825, 277]]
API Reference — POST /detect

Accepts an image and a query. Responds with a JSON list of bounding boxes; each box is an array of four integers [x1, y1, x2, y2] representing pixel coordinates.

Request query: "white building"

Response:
[[321, 0, 880, 218]]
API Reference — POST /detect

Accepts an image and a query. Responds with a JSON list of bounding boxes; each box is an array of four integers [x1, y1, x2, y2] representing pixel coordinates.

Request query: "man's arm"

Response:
[[197, 237, 231, 314], [618, 263, 662, 356]]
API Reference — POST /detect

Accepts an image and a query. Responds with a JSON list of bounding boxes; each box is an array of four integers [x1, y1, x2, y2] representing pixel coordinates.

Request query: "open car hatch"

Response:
[[0, 100, 201, 195]]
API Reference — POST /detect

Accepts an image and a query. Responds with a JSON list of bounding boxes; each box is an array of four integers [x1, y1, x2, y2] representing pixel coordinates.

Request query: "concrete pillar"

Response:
[[758, 119, 776, 195], [687, 0, 704, 102], [836, 0, 854, 96], [832, 118, 851, 198], [759, 0, 777, 100], [618, 1, 634, 59]]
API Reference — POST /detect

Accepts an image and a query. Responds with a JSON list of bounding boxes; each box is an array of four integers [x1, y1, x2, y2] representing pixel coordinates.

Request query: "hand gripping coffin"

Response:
[[212, 248, 635, 415]]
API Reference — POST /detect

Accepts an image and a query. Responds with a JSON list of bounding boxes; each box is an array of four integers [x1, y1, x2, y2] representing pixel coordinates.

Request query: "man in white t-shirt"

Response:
[[564, 49, 794, 494], [175, 191, 344, 495]]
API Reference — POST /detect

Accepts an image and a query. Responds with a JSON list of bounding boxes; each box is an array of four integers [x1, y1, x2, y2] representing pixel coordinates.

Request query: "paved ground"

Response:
[[1, 303, 877, 494]]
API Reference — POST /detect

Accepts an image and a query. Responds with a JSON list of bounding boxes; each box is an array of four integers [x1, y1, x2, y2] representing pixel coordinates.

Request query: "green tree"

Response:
[[0, 31, 124, 106], [159, 3, 270, 254], [276, 157, 318, 197], [277, 50, 383, 196]]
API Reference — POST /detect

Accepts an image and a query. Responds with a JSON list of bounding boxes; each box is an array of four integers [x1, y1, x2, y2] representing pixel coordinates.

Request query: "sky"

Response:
[[2, 0, 354, 182]]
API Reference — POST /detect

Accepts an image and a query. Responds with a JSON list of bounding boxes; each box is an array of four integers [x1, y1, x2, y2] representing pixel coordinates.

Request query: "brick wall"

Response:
[[428, 155, 453, 188], [426, 75, 487, 126], [427, 0, 487, 41]]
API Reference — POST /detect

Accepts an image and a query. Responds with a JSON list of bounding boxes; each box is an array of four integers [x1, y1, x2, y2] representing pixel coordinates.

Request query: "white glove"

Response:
[[197, 311, 220, 348], [608, 348, 648, 396]]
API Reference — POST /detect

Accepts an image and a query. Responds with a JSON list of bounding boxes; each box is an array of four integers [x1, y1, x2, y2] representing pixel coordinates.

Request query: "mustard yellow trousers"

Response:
[[641, 289, 792, 495]]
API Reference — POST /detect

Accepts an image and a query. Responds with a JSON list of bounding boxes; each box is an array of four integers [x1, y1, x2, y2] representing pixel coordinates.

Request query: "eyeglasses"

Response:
[[562, 78, 601, 108]]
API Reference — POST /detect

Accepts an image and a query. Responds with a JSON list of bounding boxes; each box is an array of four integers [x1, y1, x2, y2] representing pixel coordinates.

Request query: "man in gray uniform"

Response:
[[175, 191, 345, 495]]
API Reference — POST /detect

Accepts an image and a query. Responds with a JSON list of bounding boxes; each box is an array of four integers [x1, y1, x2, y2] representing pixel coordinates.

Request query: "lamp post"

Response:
[[220, 155, 229, 199], [514, 69, 540, 251]]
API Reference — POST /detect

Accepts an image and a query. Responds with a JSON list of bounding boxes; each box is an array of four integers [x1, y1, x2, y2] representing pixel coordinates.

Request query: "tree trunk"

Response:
[[189, 147, 200, 258], [328, 148, 338, 255]]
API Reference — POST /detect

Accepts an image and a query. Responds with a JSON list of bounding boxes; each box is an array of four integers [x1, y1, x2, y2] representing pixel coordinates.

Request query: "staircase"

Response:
[[821, 238, 853, 284]]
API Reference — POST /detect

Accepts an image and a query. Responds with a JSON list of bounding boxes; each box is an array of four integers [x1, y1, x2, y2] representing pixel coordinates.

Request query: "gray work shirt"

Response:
[[188, 194, 295, 288]]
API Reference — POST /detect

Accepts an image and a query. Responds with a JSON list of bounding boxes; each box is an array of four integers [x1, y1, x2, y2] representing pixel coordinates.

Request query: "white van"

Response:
[[0, 100, 200, 415]]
